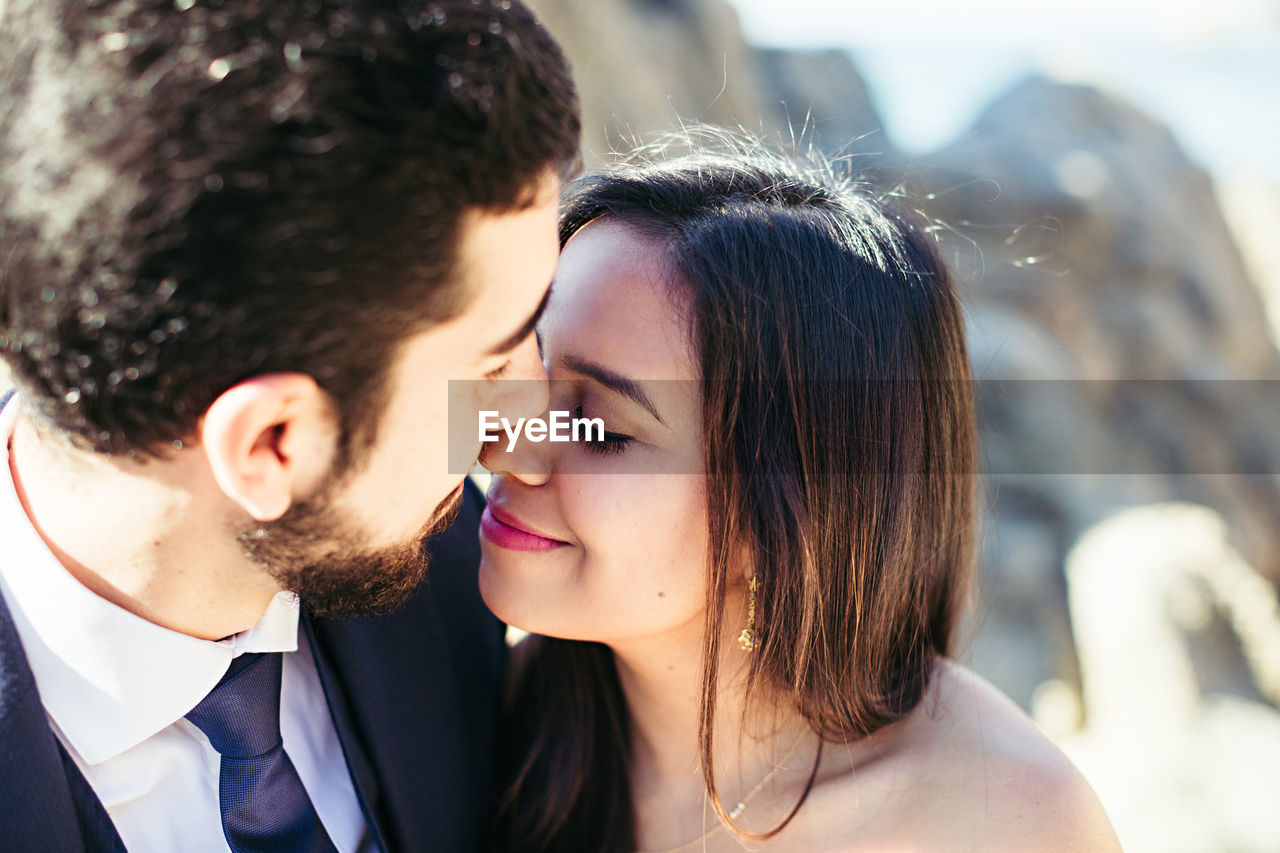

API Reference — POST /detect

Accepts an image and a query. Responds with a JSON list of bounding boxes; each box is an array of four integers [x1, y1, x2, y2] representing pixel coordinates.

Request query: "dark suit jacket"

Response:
[[0, 390, 505, 852]]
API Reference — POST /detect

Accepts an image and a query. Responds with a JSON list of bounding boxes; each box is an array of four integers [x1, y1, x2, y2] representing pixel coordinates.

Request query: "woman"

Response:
[[477, 141, 1120, 852]]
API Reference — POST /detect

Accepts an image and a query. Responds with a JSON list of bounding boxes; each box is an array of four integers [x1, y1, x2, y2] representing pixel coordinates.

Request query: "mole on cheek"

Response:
[[657, 591, 665, 598]]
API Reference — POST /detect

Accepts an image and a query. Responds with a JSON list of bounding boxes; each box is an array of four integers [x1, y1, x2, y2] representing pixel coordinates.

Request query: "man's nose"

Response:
[[478, 334, 551, 486], [494, 333, 549, 421], [479, 427, 552, 486]]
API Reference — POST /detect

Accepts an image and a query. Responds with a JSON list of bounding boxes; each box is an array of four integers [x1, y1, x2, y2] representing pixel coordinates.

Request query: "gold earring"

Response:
[[738, 576, 759, 652]]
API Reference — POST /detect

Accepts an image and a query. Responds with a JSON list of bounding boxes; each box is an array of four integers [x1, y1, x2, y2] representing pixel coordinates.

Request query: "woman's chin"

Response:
[[477, 555, 514, 619], [478, 569, 599, 642], [478, 553, 559, 637]]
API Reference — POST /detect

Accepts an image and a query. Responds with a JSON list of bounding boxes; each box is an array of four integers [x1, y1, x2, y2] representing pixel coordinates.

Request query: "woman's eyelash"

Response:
[[574, 404, 632, 456], [584, 432, 632, 456], [484, 360, 511, 380]]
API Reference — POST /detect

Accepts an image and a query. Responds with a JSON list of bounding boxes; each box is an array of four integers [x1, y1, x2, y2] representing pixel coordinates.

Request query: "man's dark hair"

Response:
[[0, 0, 579, 460]]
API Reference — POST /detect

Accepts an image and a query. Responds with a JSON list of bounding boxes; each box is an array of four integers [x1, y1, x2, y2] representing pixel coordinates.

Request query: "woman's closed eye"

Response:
[[574, 404, 633, 456]]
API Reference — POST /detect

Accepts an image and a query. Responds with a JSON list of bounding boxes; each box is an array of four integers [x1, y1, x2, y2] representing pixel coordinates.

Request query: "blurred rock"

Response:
[[525, 0, 888, 163], [526, 0, 767, 161], [1217, 177, 1280, 349], [914, 76, 1280, 707], [753, 48, 890, 158], [920, 76, 1277, 379], [1056, 504, 1280, 853]]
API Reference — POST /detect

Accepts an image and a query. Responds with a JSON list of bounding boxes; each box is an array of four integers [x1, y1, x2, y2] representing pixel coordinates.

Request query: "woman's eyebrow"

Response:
[[561, 353, 664, 424]]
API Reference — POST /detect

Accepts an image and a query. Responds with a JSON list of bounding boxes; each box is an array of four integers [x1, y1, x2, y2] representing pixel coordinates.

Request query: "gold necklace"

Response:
[[637, 727, 812, 853]]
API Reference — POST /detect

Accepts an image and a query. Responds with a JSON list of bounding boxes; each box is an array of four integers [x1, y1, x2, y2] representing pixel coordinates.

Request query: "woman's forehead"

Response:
[[543, 219, 697, 383]]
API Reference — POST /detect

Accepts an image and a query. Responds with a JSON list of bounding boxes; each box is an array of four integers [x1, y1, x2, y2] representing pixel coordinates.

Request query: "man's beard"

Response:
[[237, 486, 465, 619]]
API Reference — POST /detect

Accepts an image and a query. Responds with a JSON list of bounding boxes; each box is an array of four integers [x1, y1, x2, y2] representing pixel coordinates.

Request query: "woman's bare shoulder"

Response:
[[805, 661, 1121, 851], [890, 660, 1123, 851]]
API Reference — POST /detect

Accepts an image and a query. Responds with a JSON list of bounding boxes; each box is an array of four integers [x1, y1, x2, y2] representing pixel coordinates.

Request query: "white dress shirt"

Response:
[[0, 397, 374, 852]]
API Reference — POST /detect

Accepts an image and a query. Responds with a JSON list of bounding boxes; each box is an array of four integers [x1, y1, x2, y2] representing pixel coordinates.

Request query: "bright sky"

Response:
[[723, 0, 1280, 181], [725, 0, 1277, 48]]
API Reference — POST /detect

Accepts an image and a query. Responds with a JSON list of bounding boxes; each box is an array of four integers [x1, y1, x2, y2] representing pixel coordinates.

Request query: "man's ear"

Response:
[[199, 373, 340, 521]]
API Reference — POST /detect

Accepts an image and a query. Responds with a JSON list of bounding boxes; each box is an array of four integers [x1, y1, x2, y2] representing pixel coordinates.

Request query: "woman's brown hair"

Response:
[[493, 137, 977, 852]]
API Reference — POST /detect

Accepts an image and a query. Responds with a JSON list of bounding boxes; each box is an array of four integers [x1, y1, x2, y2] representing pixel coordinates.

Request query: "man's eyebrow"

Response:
[[485, 285, 553, 357], [562, 353, 664, 424]]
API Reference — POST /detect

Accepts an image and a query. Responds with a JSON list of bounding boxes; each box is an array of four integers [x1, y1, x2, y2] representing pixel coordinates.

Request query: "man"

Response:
[[0, 1, 579, 850]]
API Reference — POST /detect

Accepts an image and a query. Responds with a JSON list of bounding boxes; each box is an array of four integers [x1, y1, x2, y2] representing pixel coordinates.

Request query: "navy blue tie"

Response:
[[186, 652, 337, 853]]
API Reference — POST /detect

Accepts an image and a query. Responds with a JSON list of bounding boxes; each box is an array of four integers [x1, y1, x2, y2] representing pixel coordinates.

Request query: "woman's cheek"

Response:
[[566, 472, 703, 550], [564, 473, 709, 607]]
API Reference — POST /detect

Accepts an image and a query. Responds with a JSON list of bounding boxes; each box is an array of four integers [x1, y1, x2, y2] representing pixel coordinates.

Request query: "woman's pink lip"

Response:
[[487, 503, 562, 540], [480, 505, 567, 552]]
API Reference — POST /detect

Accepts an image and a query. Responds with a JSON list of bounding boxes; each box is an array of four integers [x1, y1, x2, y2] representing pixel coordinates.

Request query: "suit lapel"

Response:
[[0, 587, 122, 852], [302, 613, 392, 853], [306, 584, 476, 853]]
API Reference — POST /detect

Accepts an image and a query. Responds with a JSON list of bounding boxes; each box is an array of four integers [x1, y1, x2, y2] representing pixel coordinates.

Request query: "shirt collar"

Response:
[[0, 395, 300, 765]]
